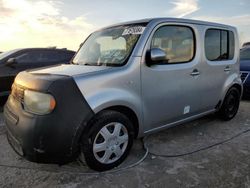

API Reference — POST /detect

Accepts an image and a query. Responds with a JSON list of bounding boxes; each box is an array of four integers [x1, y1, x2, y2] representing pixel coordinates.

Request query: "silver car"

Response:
[[4, 18, 242, 171]]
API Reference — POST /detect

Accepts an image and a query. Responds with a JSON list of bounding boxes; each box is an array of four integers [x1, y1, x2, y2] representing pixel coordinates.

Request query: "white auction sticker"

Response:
[[122, 26, 146, 35]]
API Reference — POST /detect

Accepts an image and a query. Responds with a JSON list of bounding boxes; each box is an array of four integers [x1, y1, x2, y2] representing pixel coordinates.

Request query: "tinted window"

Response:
[[0, 49, 20, 60], [151, 25, 195, 64], [40, 51, 60, 62], [56, 51, 75, 62], [15, 51, 42, 63], [205, 30, 220, 61], [240, 48, 250, 60], [205, 29, 235, 61]]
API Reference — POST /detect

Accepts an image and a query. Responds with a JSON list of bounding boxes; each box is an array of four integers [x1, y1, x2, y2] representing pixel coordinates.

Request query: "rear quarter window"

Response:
[[205, 29, 235, 61]]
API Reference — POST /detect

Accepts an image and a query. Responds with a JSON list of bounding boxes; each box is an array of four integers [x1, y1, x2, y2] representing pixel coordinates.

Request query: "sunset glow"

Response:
[[0, 0, 249, 52]]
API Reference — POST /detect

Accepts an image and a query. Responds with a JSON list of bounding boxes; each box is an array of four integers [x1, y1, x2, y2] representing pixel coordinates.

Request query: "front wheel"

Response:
[[218, 87, 240, 121], [80, 110, 134, 171]]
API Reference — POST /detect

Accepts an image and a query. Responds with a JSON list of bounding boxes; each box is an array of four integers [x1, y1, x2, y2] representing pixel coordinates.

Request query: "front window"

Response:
[[151, 25, 195, 64], [0, 49, 20, 61], [72, 24, 147, 66], [240, 48, 250, 60]]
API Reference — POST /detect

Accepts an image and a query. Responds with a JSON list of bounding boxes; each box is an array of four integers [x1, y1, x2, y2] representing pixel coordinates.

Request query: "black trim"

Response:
[[4, 71, 94, 164]]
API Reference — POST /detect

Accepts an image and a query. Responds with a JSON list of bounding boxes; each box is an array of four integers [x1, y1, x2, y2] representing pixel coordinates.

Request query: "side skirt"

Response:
[[144, 109, 216, 136]]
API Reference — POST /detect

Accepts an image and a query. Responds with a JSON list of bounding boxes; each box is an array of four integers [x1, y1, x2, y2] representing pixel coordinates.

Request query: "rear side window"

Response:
[[205, 29, 235, 61], [40, 50, 74, 63], [57, 51, 75, 62], [40, 50, 61, 63], [15, 51, 43, 63], [151, 25, 195, 64]]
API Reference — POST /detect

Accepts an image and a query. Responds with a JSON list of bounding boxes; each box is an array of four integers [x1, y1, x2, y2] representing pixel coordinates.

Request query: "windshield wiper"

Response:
[[83, 62, 104, 66]]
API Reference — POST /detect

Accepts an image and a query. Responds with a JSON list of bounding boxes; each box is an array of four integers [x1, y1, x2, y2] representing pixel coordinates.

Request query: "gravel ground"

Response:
[[0, 101, 250, 188]]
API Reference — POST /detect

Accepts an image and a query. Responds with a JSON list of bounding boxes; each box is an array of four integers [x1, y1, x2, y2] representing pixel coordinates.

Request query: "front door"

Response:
[[141, 24, 204, 131]]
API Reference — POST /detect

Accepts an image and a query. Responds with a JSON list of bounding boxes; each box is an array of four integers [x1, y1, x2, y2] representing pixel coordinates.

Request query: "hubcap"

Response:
[[93, 122, 129, 164]]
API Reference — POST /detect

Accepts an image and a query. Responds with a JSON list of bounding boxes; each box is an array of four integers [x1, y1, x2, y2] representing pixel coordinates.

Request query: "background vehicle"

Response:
[[240, 46, 250, 98], [0, 48, 75, 104], [4, 18, 241, 171], [242, 42, 250, 48]]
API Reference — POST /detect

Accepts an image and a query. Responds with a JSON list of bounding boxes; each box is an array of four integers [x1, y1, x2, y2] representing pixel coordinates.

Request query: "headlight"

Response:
[[23, 90, 56, 115]]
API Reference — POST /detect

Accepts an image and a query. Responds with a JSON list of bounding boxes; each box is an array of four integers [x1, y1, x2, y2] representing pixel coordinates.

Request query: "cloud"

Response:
[[191, 14, 250, 27], [0, 0, 96, 51], [168, 0, 199, 18], [191, 14, 250, 45]]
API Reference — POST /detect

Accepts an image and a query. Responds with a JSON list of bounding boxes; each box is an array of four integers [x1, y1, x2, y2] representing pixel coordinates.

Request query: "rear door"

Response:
[[202, 28, 236, 109], [141, 23, 205, 131]]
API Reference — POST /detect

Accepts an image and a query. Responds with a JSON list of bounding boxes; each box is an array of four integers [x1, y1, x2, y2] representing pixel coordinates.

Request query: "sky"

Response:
[[0, 0, 250, 51]]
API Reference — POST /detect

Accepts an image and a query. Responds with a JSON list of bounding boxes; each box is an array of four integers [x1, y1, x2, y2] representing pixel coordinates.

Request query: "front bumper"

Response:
[[4, 71, 94, 164]]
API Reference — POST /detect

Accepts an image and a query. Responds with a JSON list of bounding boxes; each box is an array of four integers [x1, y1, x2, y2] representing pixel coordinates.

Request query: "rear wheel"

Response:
[[80, 110, 134, 171], [218, 87, 240, 121]]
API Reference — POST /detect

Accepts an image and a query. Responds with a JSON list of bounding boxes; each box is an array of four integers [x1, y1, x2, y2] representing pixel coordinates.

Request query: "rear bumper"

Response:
[[4, 72, 94, 164]]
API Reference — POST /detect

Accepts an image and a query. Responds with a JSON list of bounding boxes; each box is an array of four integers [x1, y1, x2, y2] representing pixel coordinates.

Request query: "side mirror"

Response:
[[5, 58, 17, 67], [148, 48, 168, 66], [151, 48, 167, 61]]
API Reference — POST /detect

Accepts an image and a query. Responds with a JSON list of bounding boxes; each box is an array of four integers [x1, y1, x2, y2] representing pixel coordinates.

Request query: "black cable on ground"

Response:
[[144, 129, 250, 158], [0, 138, 149, 175], [0, 129, 249, 175]]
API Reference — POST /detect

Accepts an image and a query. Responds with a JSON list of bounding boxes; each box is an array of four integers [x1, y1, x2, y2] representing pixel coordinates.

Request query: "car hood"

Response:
[[29, 64, 111, 77], [240, 60, 250, 71]]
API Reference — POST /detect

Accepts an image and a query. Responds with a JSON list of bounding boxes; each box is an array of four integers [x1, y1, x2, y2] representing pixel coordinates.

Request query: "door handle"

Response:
[[224, 66, 231, 72], [190, 69, 200, 76]]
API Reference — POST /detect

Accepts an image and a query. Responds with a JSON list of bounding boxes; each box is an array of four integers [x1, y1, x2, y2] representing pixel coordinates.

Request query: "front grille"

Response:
[[11, 84, 25, 103], [240, 72, 249, 83]]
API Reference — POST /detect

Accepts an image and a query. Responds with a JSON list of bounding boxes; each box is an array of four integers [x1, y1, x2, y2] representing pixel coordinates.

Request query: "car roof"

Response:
[[13, 48, 75, 53], [101, 17, 236, 30]]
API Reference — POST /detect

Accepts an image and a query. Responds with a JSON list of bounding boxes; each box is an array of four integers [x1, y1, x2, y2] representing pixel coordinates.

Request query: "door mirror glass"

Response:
[[149, 48, 167, 65]]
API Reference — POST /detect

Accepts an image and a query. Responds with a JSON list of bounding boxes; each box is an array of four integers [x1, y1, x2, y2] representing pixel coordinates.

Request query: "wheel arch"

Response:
[[101, 105, 140, 138], [219, 82, 243, 110], [220, 73, 243, 104]]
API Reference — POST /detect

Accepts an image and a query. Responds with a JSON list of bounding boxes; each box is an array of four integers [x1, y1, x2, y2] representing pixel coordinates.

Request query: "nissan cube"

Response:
[[4, 18, 242, 171]]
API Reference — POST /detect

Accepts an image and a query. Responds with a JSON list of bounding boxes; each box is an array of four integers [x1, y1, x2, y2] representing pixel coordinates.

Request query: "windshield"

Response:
[[240, 48, 250, 60], [0, 49, 20, 60], [72, 24, 146, 66]]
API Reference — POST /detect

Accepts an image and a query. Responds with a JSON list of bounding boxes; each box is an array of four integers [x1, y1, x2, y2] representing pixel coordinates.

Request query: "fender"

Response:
[[220, 72, 243, 105], [84, 88, 144, 136]]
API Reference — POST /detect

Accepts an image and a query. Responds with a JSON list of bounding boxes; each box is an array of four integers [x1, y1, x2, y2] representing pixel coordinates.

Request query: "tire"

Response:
[[80, 110, 134, 171], [218, 87, 240, 121]]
